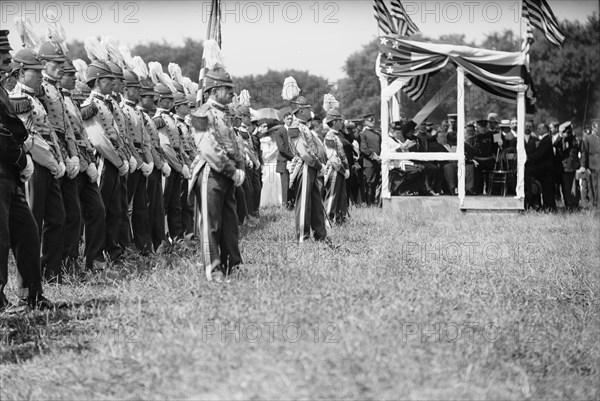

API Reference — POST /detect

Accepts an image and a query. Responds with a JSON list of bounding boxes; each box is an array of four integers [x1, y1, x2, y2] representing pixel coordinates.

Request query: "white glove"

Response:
[[233, 169, 245, 187], [344, 169, 350, 180], [129, 156, 137, 173], [66, 156, 80, 179], [118, 161, 129, 176], [147, 162, 154, 172], [86, 162, 99, 183], [162, 163, 171, 177], [245, 154, 253, 168], [181, 164, 191, 179], [55, 161, 66, 179], [140, 162, 152, 177], [20, 154, 34, 183]]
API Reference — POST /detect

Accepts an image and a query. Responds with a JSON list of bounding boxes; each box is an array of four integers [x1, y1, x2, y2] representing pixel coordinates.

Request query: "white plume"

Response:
[[101, 36, 124, 68], [73, 59, 88, 83], [281, 77, 300, 101], [202, 39, 225, 70], [84, 36, 108, 62], [168, 63, 184, 83], [45, 11, 68, 54], [119, 45, 136, 70], [323, 94, 339, 113], [132, 56, 148, 79], [239, 89, 251, 107], [13, 17, 42, 50]]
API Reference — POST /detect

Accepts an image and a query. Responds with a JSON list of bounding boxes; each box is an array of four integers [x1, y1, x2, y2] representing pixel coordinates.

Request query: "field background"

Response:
[[1, 205, 599, 400]]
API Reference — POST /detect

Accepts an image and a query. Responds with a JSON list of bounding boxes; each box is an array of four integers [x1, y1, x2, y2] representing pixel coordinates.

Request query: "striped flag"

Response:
[[521, 17, 535, 53], [373, 0, 396, 35], [389, 0, 419, 36], [403, 74, 429, 103], [522, 0, 565, 47]]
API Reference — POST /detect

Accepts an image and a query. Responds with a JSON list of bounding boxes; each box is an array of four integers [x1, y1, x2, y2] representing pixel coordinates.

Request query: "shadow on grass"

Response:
[[0, 296, 119, 365]]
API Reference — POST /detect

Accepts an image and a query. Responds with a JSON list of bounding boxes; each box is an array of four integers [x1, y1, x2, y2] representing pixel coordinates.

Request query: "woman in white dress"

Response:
[[260, 127, 282, 207]]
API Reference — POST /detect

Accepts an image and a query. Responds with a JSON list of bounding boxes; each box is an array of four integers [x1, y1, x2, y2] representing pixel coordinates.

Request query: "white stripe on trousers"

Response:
[[326, 172, 337, 216], [200, 166, 219, 280], [298, 163, 309, 243]]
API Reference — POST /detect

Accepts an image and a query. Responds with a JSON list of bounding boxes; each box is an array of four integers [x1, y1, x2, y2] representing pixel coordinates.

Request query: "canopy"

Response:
[[378, 37, 537, 112]]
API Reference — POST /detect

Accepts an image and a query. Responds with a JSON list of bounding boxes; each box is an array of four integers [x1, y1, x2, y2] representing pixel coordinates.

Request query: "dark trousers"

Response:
[[100, 162, 123, 260], [77, 173, 106, 268], [235, 185, 247, 225], [347, 167, 363, 206], [119, 174, 132, 249], [242, 170, 255, 217], [0, 176, 43, 301], [251, 167, 262, 215], [147, 168, 166, 250], [128, 170, 152, 252], [324, 171, 347, 224], [443, 162, 458, 194], [60, 175, 81, 263], [474, 159, 495, 194], [389, 166, 427, 195], [163, 170, 183, 240], [561, 172, 580, 209], [295, 164, 327, 241], [194, 166, 242, 275], [180, 178, 195, 236], [525, 165, 556, 211], [280, 169, 295, 209], [29, 162, 66, 280], [363, 163, 381, 206]]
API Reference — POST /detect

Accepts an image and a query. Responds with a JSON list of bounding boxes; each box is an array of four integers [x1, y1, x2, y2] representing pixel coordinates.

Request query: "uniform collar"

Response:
[[206, 98, 226, 112], [123, 99, 137, 107], [18, 82, 36, 95], [42, 73, 58, 86]]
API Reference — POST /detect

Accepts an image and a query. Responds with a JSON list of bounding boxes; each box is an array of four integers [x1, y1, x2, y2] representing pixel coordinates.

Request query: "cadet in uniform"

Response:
[[323, 108, 350, 224], [154, 84, 191, 241], [38, 41, 83, 272], [138, 82, 171, 252], [121, 69, 154, 255], [81, 61, 129, 262], [59, 59, 106, 271], [189, 68, 245, 281], [359, 114, 382, 206], [1, 31, 52, 310], [10, 48, 67, 282], [172, 93, 196, 236]]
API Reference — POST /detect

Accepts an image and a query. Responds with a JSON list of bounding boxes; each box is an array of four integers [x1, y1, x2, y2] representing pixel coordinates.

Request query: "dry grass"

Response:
[[1, 205, 599, 400]]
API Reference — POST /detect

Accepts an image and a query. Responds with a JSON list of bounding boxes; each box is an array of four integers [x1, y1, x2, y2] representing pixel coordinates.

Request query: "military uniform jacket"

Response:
[[324, 129, 349, 174], [359, 127, 381, 168], [154, 108, 185, 172], [81, 90, 127, 167], [40, 76, 79, 160], [174, 114, 197, 163], [289, 119, 326, 171], [9, 82, 63, 173], [190, 98, 244, 183], [121, 99, 153, 164], [235, 125, 260, 168], [138, 106, 166, 170], [0, 85, 29, 178], [62, 88, 96, 171], [110, 95, 137, 163]]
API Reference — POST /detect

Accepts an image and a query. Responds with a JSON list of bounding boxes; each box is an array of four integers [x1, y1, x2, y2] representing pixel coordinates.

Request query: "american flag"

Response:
[[521, 17, 535, 53], [522, 0, 565, 47], [373, 0, 425, 102]]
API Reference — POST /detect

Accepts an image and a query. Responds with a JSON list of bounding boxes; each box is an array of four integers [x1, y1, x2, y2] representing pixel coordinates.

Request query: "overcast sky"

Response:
[[3, 1, 598, 81]]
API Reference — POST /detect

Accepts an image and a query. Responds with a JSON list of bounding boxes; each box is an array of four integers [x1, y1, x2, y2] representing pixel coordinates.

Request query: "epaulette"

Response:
[[8, 96, 32, 114], [153, 115, 166, 129], [195, 103, 211, 119], [80, 102, 99, 121], [288, 127, 300, 139]]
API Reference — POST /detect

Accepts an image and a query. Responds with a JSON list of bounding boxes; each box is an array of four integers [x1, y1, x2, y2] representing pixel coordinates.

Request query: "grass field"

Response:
[[1, 205, 599, 400]]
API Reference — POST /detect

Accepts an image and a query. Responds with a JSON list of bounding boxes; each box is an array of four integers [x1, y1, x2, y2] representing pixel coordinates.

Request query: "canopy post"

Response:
[[515, 88, 526, 199], [381, 77, 392, 200], [457, 67, 466, 206]]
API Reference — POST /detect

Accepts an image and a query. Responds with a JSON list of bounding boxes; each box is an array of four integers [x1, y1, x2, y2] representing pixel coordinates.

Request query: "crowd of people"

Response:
[[1, 26, 599, 312]]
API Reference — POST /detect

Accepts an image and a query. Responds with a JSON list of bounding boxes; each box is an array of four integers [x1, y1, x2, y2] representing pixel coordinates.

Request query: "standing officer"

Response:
[[286, 91, 328, 243], [359, 114, 382, 206], [154, 84, 191, 241], [81, 61, 129, 262], [121, 70, 154, 255], [189, 68, 245, 282], [138, 81, 171, 253], [10, 48, 66, 283], [59, 59, 107, 271], [172, 93, 196, 236], [273, 112, 295, 210], [1, 30, 52, 310], [323, 108, 350, 224], [38, 41, 82, 272]]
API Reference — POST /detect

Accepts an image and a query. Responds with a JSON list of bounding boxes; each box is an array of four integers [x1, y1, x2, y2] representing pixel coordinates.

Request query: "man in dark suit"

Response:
[[526, 122, 556, 211], [359, 114, 381, 206], [273, 113, 295, 210]]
